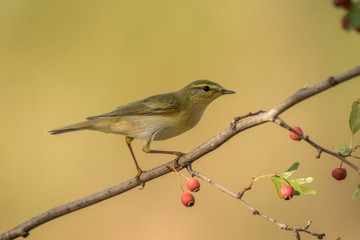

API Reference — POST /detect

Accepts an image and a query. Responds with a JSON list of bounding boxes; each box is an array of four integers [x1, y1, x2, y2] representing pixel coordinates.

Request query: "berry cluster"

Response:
[[169, 165, 201, 207], [181, 178, 200, 207]]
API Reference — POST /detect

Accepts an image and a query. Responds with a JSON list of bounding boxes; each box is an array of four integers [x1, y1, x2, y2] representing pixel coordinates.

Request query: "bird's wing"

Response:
[[87, 92, 180, 120]]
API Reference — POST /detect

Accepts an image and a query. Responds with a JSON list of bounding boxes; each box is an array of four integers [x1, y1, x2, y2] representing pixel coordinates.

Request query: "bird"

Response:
[[48, 80, 235, 185]]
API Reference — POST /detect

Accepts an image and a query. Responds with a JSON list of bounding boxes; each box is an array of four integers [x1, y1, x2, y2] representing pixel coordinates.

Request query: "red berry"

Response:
[[187, 178, 200, 192], [181, 192, 195, 207], [279, 185, 295, 200], [334, 0, 352, 9], [289, 127, 303, 141], [342, 18, 350, 29], [332, 166, 347, 181]]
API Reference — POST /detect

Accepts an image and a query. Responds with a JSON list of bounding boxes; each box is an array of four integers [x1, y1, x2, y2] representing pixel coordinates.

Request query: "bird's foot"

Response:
[[135, 169, 145, 189], [172, 152, 185, 169]]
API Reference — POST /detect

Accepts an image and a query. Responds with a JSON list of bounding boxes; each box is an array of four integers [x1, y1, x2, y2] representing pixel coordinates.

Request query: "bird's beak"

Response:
[[221, 89, 236, 94]]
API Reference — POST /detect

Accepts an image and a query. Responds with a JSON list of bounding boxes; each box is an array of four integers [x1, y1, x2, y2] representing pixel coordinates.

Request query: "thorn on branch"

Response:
[[316, 149, 322, 159], [304, 220, 312, 230]]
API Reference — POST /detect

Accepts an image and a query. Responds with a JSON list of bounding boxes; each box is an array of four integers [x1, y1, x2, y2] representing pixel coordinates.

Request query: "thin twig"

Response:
[[186, 168, 325, 239], [237, 177, 255, 198], [273, 118, 360, 174], [233, 110, 265, 122]]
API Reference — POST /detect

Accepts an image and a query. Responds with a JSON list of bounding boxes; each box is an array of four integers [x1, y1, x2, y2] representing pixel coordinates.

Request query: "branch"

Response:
[[273, 118, 360, 174], [1, 65, 360, 240], [186, 166, 326, 240]]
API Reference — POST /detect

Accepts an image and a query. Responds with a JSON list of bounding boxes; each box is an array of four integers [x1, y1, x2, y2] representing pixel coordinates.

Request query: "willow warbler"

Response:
[[48, 80, 235, 184]]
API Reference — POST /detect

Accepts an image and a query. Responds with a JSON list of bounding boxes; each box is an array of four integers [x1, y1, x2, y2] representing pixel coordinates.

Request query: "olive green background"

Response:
[[1, 1, 360, 239]]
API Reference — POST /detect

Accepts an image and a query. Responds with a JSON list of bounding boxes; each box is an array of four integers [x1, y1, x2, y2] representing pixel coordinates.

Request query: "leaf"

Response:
[[281, 162, 299, 179], [335, 145, 352, 155], [270, 162, 316, 198], [335, 237, 341, 240], [349, 98, 360, 135], [297, 186, 316, 195], [270, 163, 299, 198], [271, 176, 284, 199], [289, 179, 316, 196], [351, 184, 360, 200], [290, 177, 314, 185]]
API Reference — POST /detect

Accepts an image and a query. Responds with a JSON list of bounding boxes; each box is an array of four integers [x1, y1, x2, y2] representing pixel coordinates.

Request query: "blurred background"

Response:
[[1, 1, 359, 239]]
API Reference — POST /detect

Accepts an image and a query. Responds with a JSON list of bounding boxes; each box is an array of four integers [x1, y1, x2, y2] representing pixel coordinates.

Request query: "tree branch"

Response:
[[1, 65, 360, 240], [273, 118, 360, 174], [186, 166, 326, 240]]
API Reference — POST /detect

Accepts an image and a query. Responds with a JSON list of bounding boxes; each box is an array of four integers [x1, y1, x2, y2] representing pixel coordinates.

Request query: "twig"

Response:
[[186, 168, 326, 240], [273, 118, 360, 174], [237, 177, 255, 198], [233, 110, 265, 122]]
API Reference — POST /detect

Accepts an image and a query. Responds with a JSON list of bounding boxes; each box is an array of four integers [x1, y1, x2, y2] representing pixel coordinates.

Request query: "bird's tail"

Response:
[[47, 121, 93, 135]]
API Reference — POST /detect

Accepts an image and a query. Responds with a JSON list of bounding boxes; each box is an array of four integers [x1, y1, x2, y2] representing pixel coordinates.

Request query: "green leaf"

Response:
[[297, 186, 316, 195], [335, 145, 352, 155], [271, 174, 292, 199], [349, 99, 360, 135], [351, 184, 360, 200], [290, 177, 314, 185], [271, 176, 283, 199], [270, 162, 316, 198], [289, 179, 316, 196], [335, 237, 341, 240], [281, 162, 299, 179]]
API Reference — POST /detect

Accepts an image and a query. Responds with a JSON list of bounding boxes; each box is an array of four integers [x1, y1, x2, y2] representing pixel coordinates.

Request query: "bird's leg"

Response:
[[147, 150, 185, 169], [143, 142, 185, 169], [125, 137, 145, 187]]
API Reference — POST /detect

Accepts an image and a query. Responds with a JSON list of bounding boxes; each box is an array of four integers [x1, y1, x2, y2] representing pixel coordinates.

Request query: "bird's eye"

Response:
[[203, 86, 210, 92]]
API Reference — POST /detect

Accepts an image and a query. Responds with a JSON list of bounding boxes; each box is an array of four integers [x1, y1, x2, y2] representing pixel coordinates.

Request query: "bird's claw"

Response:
[[172, 152, 185, 169], [135, 169, 145, 189]]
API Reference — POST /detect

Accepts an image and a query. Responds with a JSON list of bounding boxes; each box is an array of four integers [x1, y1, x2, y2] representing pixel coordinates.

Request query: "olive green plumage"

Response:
[[48, 80, 235, 150], [48, 80, 234, 183]]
